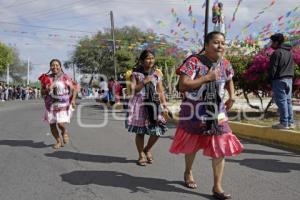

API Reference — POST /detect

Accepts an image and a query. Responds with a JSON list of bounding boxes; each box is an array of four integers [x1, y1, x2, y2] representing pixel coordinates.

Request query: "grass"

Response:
[[228, 109, 300, 131]]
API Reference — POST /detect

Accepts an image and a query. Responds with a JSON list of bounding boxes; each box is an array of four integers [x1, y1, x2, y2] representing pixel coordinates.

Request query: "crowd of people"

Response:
[[78, 79, 123, 108], [0, 83, 41, 101]]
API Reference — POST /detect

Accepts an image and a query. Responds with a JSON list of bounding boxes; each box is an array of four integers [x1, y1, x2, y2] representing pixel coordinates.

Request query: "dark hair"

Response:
[[199, 31, 225, 54], [133, 49, 156, 73], [49, 59, 64, 74], [270, 33, 285, 45], [204, 31, 225, 45], [139, 49, 155, 62], [50, 59, 62, 67]]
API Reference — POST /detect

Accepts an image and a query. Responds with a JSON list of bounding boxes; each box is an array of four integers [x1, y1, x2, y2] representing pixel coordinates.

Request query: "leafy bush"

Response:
[[228, 46, 300, 114]]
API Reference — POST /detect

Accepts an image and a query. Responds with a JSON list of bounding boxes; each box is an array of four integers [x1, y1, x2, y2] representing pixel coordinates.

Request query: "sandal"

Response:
[[144, 151, 154, 164], [136, 157, 147, 166], [52, 142, 63, 149], [62, 133, 70, 144], [184, 172, 197, 189], [212, 187, 232, 200]]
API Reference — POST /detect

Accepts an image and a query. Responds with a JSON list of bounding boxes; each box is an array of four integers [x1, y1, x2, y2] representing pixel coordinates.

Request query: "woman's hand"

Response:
[[143, 76, 152, 85], [162, 106, 173, 119], [47, 83, 55, 91], [162, 105, 170, 112], [71, 99, 76, 109], [225, 98, 235, 111], [204, 68, 220, 82]]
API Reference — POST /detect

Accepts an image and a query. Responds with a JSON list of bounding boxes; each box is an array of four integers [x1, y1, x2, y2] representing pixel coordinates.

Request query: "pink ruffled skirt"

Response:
[[169, 128, 243, 158]]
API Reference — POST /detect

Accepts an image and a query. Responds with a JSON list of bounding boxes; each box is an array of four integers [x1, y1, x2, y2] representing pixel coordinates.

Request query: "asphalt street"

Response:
[[0, 100, 299, 200]]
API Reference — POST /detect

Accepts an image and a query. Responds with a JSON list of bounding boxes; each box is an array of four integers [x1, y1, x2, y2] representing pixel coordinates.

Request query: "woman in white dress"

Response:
[[39, 59, 78, 149]]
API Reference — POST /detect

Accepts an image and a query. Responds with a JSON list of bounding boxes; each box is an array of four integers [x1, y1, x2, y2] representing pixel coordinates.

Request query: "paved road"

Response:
[[0, 100, 299, 200]]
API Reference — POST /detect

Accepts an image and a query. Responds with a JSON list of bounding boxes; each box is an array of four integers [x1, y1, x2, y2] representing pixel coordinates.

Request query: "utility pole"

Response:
[[204, 0, 210, 40], [110, 11, 117, 80], [6, 64, 9, 86], [27, 58, 30, 85], [72, 62, 76, 81]]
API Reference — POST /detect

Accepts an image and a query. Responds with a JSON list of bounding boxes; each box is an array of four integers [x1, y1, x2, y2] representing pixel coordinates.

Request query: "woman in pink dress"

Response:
[[39, 59, 78, 149], [169, 31, 243, 200], [127, 49, 169, 166]]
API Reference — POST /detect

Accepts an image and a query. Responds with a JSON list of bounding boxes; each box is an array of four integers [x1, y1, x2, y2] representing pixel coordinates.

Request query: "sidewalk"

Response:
[[166, 98, 300, 151]]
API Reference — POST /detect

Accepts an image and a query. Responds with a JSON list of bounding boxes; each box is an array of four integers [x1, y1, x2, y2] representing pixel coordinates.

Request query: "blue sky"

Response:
[[0, 0, 299, 81]]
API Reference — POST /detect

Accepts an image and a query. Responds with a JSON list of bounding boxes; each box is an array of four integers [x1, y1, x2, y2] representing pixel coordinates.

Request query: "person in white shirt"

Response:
[[98, 77, 109, 103]]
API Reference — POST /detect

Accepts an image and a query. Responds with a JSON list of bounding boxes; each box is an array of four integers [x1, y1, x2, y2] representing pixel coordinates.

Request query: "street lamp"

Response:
[[110, 11, 117, 80], [6, 63, 9, 86], [204, 0, 210, 40]]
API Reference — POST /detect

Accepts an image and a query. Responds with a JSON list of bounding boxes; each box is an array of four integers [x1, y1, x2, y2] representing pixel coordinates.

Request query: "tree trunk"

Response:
[[243, 90, 260, 110], [264, 97, 274, 114]]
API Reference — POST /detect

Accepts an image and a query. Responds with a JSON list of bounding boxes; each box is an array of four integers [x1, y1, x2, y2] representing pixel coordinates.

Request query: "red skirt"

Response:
[[169, 128, 243, 158]]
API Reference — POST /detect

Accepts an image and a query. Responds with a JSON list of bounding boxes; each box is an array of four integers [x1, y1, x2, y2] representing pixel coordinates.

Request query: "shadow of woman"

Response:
[[242, 149, 300, 157], [45, 151, 136, 164], [61, 170, 214, 199], [0, 140, 50, 148], [227, 158, 300, 173]]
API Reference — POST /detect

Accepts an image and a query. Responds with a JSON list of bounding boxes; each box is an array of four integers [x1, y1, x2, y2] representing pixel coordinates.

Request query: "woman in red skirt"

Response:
[[170, 31, 243, 200]]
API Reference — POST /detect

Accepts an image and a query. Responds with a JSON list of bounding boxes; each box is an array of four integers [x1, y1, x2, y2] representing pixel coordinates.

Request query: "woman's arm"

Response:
[[225, 79, 234, 99], [69, 83, 78, 107], [41, 86, 48, 96], [156, 81, 167, 109], [224, 79, 235, 111], [178, 68, 218, 92]]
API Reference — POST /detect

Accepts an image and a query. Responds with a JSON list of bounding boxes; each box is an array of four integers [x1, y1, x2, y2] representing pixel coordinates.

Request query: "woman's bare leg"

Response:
[[50, 123, 63, 149], [57, 123, 69, 144], [184, 152, 197, 188], [212, 157, 225, 193], [135, 134, 146, 165], [143, 135, 159, 163]]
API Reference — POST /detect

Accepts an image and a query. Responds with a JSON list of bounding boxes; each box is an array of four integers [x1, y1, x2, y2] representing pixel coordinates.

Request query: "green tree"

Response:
[[66, 25, 188, 94], [9, 48, 30, 83], [65, 26, 158, 78], [115, 49, 135, 72], [156, 56, 178, 95], [0, 43, 13, 75], [67, 37, 114, 74]]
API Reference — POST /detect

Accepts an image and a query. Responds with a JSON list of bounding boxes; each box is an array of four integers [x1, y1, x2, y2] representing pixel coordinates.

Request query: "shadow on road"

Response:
[[0, 140, 50, 148], [242, 149, 300, 157], [45, 151, 136, 164], [227, 158, 300, 173], [61, 170, 215, 199], [160, 135, 174, 140]]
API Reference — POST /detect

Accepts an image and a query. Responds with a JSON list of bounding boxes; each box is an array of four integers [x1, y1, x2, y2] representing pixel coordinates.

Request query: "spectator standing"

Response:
[[268, 33, 295, 129]]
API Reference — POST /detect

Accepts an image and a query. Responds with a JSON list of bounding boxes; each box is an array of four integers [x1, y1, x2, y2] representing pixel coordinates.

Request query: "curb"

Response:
[[229, 121, 300, 151], [112, 104, 300, 151]]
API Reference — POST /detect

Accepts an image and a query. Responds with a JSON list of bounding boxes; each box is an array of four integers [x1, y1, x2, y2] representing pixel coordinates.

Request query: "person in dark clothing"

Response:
[[268, 33, 295, 129]]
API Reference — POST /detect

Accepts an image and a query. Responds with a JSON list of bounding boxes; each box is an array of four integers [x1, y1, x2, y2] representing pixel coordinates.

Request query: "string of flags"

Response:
[[238, 0, 277, 38], [227, 0, 243, 30]]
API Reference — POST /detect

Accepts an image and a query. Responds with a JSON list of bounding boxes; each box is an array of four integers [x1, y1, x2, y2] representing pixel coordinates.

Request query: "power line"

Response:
[[0, 28, 88, 39], [0, 32, 81, 44], [37, 10, 109, 24], [1, 0, 87, 21], [28, 0, 104, 21], [0, 20, 97, 33], [0, 0, 38, 9], [0, 0, 18, 9]]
